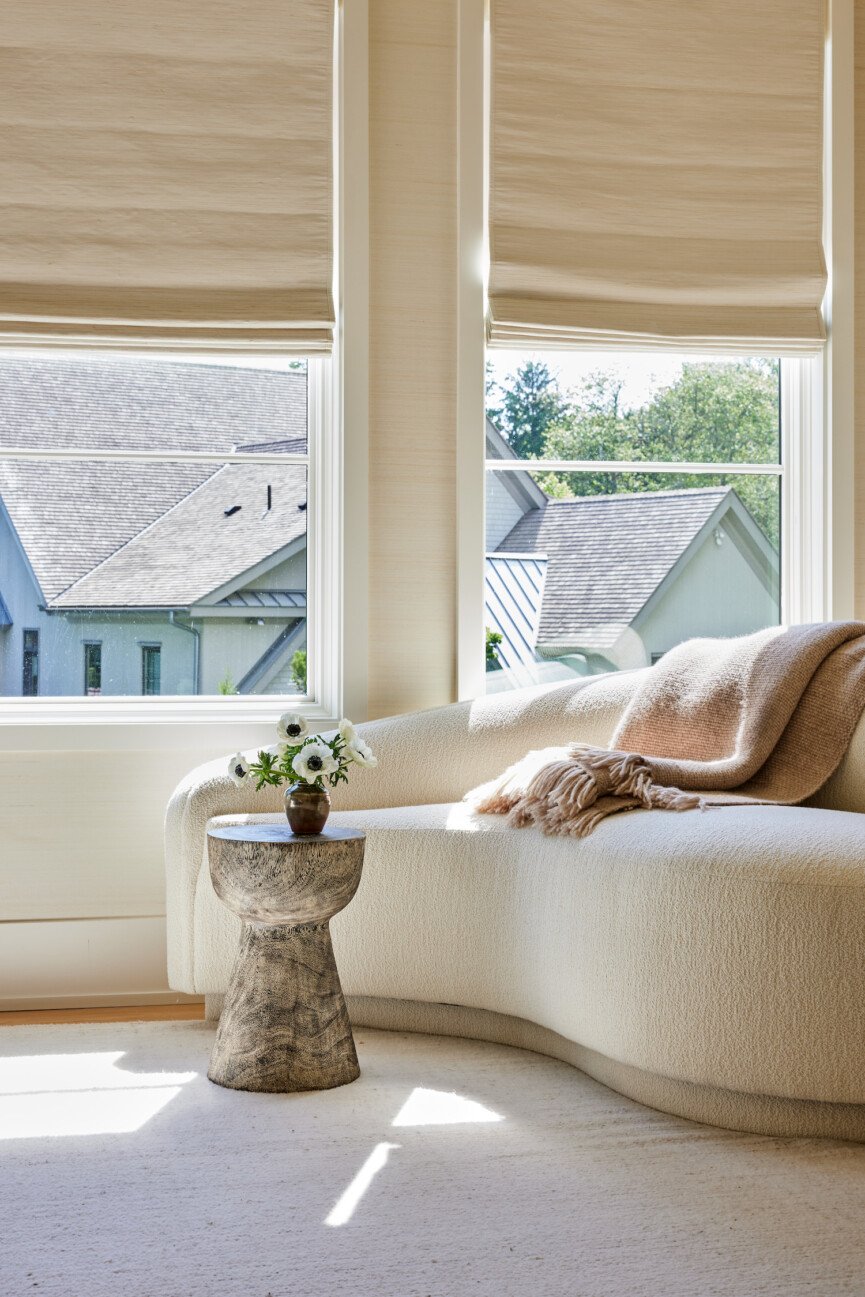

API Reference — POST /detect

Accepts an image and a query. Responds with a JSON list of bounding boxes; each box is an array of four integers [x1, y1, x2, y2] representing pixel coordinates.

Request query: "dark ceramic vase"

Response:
[[284, 781, 331, 835]]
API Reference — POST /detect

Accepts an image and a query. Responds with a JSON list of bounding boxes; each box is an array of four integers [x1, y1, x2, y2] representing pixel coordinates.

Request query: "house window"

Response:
[[484, 352, 791, 691], [22, 628, 38, 696], [141, 645, 161, 696], [0, 354, 325, 705], [83, 642, 102, 695]]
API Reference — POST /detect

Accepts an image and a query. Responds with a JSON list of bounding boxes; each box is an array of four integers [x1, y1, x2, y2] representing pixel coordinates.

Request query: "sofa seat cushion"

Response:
[[193, 801, 865, 1105]]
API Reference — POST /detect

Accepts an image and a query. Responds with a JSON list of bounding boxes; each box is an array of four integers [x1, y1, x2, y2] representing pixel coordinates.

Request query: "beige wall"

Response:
[[856, 1, 865, 616], [367, 0, 458, 717]]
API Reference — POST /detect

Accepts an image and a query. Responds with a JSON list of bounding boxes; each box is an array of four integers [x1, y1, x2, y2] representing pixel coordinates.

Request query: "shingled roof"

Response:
[[0, 357, 307, 606], [52, 461, 307, 609], [495, 487, 737, 650], [0, 355, 306, 454]]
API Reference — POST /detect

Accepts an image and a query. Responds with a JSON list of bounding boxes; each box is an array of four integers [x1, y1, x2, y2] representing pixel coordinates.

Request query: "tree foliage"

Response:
[[486, 360, 569, 459], [488, 359, 780, 545]]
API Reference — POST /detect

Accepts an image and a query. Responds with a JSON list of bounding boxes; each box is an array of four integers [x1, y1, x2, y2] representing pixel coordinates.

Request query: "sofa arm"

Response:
[[164, 669, 641, 990]]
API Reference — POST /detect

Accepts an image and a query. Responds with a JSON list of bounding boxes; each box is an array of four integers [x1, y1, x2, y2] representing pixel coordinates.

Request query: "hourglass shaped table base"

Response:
[[206, 825, 365, 1093]]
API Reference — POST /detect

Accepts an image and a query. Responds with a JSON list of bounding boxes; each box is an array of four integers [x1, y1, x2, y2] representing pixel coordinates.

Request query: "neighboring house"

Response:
[[0, 358, 308, 697], [485, 419, 780, 680]]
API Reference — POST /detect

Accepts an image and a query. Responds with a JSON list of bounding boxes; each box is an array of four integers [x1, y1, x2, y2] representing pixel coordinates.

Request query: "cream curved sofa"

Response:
[[165, 670, 865, 1141]]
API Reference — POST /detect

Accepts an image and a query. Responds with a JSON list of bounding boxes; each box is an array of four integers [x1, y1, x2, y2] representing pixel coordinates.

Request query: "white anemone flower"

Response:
[[292, 740, 338, 784], [277, 712, 309, 744], [338, 718, 357, 744], [346, 737, 378, 768], [228, 753, 251, 786], [264, 743, 289, 758]]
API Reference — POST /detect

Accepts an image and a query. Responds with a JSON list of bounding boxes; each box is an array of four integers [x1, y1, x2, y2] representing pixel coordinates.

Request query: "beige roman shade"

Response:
[[0, 1, 334, 351], [488, 1, 827, 350]]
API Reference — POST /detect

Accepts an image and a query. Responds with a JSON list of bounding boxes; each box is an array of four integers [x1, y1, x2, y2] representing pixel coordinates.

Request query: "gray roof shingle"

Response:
[[51, 462, 307, 609], [0, 356, 306, 453], [0, 358, 307, 604], [495, 487, 731, 649]]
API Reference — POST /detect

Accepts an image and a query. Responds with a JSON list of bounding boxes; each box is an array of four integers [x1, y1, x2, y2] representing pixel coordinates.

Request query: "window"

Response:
[[484, 351, 794, 692], [141, 645, 162, 697], [83, 643, 102, 696], [0, 353, 326, 705], [22, 629, 38, 696]]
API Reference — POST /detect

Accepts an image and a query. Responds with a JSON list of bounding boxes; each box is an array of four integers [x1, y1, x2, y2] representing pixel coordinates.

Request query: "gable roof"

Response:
[[495, 486, 742, 650], [0, 357, 307, 606], [51, 461, 307, 610]]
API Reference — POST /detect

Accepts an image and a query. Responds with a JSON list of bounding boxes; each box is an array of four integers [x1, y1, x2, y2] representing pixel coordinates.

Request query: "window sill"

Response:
[[0, 697, 338, 751]]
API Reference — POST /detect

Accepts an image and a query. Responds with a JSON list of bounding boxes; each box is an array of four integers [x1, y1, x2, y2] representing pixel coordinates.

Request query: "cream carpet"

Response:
[[2, 1021, 865, 1297]]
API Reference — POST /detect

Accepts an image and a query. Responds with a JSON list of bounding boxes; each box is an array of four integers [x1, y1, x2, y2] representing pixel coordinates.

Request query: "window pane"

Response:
[[0, 461, 308, 698], [486, 353, 780, 465], [0, 354, 307, 456], [84, 642, 102, 695], [141, 645, 161, 696], [22, 628, 38, 696], [485, 469, 781, 691]]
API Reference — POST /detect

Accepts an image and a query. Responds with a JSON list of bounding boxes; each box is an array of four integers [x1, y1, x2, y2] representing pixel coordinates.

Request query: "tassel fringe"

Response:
[[473, 743, 702, 838]]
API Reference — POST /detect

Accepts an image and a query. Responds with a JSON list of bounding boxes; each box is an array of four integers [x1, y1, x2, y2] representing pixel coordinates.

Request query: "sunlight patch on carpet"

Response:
[[0, 1051, 197, 1139], [325, 1141, 401, 1227], [391, 1086, 504, 1127]]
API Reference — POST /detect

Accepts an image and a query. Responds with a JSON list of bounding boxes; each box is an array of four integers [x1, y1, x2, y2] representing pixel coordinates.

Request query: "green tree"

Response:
[[541, 373, 633, 496], [290, 649, 307, 694], [538, 359, 780, 545], [486, 360, 569, 459], [485, 627, 503, 670]]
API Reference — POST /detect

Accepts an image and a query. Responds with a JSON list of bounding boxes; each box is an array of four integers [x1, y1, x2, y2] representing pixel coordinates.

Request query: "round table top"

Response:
[[207, 823, 365, 847]]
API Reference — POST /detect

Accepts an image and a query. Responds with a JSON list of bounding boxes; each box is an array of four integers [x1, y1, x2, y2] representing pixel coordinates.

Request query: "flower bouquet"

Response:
[[227, 714, 377, 835]]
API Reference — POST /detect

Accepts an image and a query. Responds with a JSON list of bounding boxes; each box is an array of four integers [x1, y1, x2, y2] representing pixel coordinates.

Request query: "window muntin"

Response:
[[0, 355, 316, 702], [484, 352, 783, 691]]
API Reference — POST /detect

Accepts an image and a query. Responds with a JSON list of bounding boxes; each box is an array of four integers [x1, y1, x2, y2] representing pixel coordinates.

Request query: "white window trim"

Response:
[[0, 0, 371, 738], [456, 0, 855, 701], [0, 357, 334, 728]]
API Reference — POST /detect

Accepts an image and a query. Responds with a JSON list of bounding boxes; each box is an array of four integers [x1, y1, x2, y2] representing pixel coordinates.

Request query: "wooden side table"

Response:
[[206, 824, 365, 1093]]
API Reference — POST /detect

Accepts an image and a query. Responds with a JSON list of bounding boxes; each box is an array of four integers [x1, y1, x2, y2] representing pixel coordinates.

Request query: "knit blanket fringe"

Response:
[[474, 743, 703, 838]]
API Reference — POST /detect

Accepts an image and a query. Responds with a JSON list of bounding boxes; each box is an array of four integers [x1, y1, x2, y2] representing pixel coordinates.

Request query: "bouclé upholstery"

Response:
[[165, 670, 865, 1139]]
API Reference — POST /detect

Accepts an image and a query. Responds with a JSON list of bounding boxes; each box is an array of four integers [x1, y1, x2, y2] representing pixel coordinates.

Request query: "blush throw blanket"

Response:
[[467, 622, 865, 837]]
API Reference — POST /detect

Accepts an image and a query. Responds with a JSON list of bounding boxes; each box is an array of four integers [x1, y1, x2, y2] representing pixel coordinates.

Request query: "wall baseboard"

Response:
[[0, 990, 203, 1012], [0, 915, 174, 1006]]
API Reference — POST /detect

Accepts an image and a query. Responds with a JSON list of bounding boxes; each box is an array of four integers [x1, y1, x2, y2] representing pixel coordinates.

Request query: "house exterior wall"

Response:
[[0, 507, 43, 696], [243, 550, 306, 591], [39, 614, 197, 696], [634, 532, 779, 667], [485, 472, 530, 550], [1, 527, 310, 697], [198, 619, 305, 694]]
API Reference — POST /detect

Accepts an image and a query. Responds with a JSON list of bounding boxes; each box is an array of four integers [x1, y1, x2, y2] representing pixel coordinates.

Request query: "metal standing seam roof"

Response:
[[485, 554, 548, 669], [495, 487, 735, 651], [215, 590, 307, 610]]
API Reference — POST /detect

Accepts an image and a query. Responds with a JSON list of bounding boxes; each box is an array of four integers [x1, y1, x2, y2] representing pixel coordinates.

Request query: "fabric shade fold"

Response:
[[0, 0, 335, 352], [488, 0, 827, 350]]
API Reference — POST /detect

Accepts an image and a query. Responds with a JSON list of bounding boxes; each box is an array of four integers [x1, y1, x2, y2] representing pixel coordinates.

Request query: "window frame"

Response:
[[455, 0, 854, 701], [0, 355, 337, 724], [0, 0, 371, 732]]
